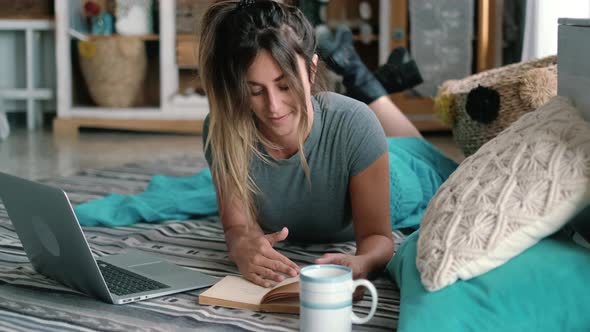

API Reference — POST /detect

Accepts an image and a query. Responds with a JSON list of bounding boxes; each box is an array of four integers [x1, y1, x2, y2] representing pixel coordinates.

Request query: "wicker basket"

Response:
[[435, 56, 557, 156], [78, 36, 147, 108]]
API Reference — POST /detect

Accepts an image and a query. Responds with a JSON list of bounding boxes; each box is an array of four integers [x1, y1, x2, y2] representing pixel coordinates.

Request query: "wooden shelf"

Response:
[[85, 34, 160, 41], [0, 15, 54, 20], [55, 0, 211, 138], [176, 33, 198, 68], [53, 117, 204, 138], [56, 0, 469, 136]]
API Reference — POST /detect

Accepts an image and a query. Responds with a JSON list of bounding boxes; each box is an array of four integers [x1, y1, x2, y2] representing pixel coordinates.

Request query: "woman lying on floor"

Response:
[[199, 0, 457, 288]]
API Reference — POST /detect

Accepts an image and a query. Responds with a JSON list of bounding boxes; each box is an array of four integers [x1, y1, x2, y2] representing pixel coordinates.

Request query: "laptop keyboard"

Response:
[[96, 260, 169, 296]]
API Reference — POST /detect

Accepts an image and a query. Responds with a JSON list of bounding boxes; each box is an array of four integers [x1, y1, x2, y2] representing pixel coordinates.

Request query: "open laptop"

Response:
[[0, 171, 218, 304]]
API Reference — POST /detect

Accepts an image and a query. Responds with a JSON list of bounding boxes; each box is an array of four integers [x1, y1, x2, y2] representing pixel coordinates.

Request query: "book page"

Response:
[[263, 277, 299, 303], [199, 275, 301, 313], [272, 276, 299, 289], [199, 276, 270, 305]]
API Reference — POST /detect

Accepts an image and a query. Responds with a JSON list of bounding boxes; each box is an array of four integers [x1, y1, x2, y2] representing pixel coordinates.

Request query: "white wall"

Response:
[[522, 0, 590, 60]]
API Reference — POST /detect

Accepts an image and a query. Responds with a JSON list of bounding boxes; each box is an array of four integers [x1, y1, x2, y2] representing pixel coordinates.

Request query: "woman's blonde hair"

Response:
[[199, 0, 325, 225]]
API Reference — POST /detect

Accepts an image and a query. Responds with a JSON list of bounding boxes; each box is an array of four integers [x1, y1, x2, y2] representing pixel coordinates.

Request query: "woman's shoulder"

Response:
[[314, 92, 379, 130], [314, 91, 370, 114]]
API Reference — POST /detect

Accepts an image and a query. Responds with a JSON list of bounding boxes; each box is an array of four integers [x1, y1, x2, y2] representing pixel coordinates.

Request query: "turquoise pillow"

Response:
[[386, 137, 458, 229], [388, 231, 590, 332]]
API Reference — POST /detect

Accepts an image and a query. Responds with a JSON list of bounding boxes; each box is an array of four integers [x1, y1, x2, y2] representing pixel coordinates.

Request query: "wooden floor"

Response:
[[1, 116, 463, 180]]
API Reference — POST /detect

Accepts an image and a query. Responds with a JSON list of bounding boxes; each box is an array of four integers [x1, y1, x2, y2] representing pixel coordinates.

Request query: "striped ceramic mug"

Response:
[[299, 264, 378, 332]]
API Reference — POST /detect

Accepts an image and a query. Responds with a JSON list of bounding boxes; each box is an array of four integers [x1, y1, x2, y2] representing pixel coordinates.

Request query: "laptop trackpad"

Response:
[[131, 262, 186, 277]]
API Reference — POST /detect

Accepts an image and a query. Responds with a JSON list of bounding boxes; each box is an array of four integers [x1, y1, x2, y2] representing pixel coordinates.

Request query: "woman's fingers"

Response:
[[236, 231, 300, 287], [250, 264, 285, 283], [246, 272, 273, 288], [262, 248, 299, 276], [256, 235, 299, 275], [245, 257, 293, 286], [255, 248, 299, 277], [315, 253, 346, 264]]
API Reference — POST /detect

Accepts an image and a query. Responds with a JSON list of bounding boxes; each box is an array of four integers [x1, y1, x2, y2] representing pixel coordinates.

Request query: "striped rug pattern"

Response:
[[0, 155, 402, 331]]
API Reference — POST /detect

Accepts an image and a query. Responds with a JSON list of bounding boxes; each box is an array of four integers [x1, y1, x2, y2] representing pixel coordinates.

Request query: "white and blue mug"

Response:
[[299, 264, 378, 332]]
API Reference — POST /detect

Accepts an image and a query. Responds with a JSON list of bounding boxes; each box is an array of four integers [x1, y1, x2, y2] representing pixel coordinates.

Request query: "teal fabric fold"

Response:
[[75, 170, 218, 226], [387, 137, 458, 229], [74, 138, 457, 227]]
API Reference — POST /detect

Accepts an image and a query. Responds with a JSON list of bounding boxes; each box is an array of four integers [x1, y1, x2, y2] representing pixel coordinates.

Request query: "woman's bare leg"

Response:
[[367, 96, 422, 138]]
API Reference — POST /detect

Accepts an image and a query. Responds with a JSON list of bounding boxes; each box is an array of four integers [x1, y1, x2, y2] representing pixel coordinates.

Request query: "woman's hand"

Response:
[[315, 253, 371, 300], [315, 253, 368, 279], [230, 227, 300, 288]]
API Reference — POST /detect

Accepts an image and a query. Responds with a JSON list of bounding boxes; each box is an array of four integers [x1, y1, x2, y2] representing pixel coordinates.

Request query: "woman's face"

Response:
[[246, 49, 316, 144]]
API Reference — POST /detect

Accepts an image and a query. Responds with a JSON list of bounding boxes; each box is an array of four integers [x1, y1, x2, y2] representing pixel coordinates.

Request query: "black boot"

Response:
[[298, 0, 329, 27], [374, 47, 423, 94], [315, 24, 387, 105]]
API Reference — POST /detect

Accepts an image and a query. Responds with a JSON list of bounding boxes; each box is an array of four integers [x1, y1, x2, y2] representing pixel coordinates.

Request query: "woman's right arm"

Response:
[[203, 117, 297, 286], [216, 188, 300, 287]]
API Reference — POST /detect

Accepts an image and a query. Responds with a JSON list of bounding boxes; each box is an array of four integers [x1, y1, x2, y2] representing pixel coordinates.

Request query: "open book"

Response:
[[198, 275, 299, 314]]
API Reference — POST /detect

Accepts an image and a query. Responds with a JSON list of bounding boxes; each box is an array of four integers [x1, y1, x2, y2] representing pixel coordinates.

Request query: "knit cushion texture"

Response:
[[417, 96, 590, 291]]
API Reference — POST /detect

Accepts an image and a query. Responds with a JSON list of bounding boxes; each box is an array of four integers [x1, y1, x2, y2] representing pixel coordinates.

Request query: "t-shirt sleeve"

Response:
[[344, 103, 388, 176], [202, 114, 213, 167]]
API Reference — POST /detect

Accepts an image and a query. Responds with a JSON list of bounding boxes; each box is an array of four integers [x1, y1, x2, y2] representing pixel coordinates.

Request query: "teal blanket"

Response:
[[75, 137, 457, 228]]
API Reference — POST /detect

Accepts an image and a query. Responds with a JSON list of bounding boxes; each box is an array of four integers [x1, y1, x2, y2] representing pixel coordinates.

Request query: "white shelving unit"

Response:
[[0, 19, 55, 136], [54, 0, 209, 137]]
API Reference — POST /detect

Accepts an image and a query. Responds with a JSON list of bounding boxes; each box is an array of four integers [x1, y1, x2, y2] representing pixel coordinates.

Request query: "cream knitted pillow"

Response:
[[417, 96, 590, 292]]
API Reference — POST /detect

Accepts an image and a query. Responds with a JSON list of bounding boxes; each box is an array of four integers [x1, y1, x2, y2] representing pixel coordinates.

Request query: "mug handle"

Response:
[[350, 279, 378, 325]]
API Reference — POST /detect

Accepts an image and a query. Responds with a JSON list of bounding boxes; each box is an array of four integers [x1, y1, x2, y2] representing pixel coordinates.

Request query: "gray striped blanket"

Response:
[[0, 155, 402, 331]]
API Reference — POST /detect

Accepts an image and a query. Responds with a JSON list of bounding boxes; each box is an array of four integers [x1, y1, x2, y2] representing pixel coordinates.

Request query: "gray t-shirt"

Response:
[[203, 92, 387, 243]]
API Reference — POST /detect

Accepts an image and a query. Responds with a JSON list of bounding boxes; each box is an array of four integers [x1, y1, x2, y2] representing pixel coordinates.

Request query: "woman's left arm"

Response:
[[315, 151, 394, 279]]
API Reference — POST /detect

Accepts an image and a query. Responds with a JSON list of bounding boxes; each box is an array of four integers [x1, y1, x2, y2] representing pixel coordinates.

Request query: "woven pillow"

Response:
[[433, 56, 557, 157], [417, 96, 590, 292]]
